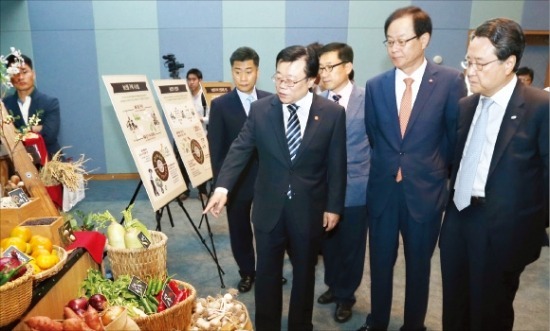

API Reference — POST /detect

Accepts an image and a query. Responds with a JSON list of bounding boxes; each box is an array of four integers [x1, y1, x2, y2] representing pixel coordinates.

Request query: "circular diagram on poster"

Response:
[[191, 139, 205, 165], [152, 151, 169, 181]]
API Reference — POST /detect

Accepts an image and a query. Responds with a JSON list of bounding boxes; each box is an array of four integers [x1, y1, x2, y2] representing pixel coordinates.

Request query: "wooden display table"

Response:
[[0, 248, 99, 331]]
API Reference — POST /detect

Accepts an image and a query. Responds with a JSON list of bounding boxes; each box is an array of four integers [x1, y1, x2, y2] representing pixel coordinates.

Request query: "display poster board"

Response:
[[102, 75, 186, 211], [152, 80, 213, 188], [201, 81, 232, 108]]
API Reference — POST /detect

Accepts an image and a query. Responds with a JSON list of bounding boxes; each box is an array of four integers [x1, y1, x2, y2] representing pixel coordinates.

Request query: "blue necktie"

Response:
[[453, 98, 494, 211], [332, 94, 342, 104], [286, 104, 301, 198], [244, 95, 254, 115]]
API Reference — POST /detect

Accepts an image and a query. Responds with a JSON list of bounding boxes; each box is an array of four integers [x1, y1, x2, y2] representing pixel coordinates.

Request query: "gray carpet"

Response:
[[73, 179, 549, 330]]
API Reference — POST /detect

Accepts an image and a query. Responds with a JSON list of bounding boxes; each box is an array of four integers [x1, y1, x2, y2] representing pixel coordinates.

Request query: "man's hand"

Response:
[[323, 212, 340, 231], [203, 191, 228, 218]]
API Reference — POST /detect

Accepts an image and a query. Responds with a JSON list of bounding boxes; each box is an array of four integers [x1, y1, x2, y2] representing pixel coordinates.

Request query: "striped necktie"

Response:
[[286, 103, 301, 198], [332, 94, 342, 104]]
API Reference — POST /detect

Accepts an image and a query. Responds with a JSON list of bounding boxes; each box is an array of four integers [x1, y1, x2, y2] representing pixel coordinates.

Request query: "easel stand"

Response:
[[123, 180, 225, 287]]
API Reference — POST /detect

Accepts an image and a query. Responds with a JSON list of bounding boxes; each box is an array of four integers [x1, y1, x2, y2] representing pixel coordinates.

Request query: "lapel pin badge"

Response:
[[511, 115, 517, 120], [314, 116, 319, 121], [428, 78, 433, 83]]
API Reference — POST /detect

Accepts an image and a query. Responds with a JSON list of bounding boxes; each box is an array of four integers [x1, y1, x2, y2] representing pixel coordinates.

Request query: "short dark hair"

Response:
[[230, 47, 260, 67], [275, 45, 319, 79], [384, 6, 432, 38], [186, 68, 203, 80], [6, 54, 33, 69], [319, 42, 354, 64], [516, 66, 533, 80], [472, 18, 525, 72]]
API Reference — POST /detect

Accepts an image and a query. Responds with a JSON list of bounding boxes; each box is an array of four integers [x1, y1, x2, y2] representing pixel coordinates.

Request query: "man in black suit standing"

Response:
[[205, 45, 347, 331], [440, 18, 548, 331], [208, 46, 272, 293]]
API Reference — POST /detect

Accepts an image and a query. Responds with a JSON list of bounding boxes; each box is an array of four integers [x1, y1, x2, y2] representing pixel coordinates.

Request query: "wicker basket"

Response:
[[106, 230, 168, 280], [33, 245, 68, 283], [0, 267, 33, 327], [133, 280, 196, 330]]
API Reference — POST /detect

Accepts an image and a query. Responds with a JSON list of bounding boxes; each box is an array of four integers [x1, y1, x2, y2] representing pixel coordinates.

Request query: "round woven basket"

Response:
[[0, 267, 33, 327], [106, 230, 168, 280], [133, 280, 196, 331], [33, 245, 68, 283]]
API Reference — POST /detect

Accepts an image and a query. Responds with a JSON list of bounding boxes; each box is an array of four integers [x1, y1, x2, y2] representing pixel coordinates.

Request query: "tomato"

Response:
[[36, 254, 59, 270], [10, 226, 32, 242], [31, 248, 50, 258]]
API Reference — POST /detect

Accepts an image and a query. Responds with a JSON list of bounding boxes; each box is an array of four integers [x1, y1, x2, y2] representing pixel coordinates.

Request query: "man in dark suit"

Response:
[[205, 45, 347, 331], [4, 54, 61, 158], [208, 46, 272, 293], [440, 18, 548, 331], [316, 42, 370, 323], [358, 6, 467, 331]]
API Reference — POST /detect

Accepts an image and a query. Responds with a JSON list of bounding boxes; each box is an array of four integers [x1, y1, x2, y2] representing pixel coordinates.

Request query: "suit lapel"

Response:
[[268, 97, 290, 163], [294, 95, 323, 163], [488, 82, 524, 178], [404, 62, 437, 138], [347, 85, 361, 122], [382, 71, 402, 143]]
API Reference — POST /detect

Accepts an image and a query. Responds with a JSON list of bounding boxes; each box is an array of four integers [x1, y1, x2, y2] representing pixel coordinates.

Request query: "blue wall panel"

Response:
[[2, 0, 547, 175], [521, 0, 550, 30]]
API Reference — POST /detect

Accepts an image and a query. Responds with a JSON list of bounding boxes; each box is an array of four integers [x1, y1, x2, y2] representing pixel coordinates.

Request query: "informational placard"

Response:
[[152, 80, 212, 188], [102, 75, 186, 211], [201, 81, 232, 108]]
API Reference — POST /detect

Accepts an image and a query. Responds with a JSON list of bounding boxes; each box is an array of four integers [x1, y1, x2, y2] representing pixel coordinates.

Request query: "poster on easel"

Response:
[[152, 80, 212, 188], [102, 75, 186, 211], [201, 81, 232, 108]]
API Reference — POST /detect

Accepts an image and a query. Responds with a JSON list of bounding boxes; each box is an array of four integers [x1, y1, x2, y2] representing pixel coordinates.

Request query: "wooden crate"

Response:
[[18, 216, 64, 246], [0, 198, 42, 238]]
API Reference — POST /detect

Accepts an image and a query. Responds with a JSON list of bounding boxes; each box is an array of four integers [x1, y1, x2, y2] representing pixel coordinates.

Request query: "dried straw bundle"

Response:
[[39, 148, 89, 191]]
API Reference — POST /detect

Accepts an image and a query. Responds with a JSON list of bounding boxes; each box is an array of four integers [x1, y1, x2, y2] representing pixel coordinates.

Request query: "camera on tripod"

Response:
[[162, 54, 185, 79]]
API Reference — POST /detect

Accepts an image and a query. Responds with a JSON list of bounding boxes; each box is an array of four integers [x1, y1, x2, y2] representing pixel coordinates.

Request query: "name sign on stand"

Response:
[[138, 232, 151, 248], [161, 283, 177, 308], [2, 246, 32, 263], [102, 75, 186, 211]]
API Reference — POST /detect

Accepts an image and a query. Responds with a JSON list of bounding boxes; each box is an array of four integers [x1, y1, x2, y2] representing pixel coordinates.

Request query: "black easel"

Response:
[[122, 180, 225, 287]]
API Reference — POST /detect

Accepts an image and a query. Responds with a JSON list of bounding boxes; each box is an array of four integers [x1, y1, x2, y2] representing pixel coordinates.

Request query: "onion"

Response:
[[101, 306, 125, 326], [67, 297, 89, 314], [88, 293, 108, 312]]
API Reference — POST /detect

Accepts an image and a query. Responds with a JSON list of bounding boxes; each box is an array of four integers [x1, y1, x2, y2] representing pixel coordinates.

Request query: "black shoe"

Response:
[[357, 314, 385, 331], [282, 277, 287, 285], [238, 275, 254, 293], [335, 303, 353, 323], [317, 289, 335, 304]]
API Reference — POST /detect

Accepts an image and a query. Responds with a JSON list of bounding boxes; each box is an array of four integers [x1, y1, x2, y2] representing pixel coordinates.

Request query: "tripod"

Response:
[[123, 180, 225, 287]]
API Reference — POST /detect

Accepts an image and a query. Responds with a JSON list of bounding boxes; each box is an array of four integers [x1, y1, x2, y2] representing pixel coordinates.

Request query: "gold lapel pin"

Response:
[[314, 116, 319, 121]]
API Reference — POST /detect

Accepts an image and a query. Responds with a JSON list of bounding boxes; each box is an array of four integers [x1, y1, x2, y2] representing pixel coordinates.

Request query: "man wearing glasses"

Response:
[[316, 42, 370, 323], [205, 45, 347, 330], [440, 18, 548, 331], [358, 6, 466, 331]]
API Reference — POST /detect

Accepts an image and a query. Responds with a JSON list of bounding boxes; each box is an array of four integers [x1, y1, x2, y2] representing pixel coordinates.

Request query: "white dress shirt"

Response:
[[236, 88, 257, 116], [454, 75, 517, 197], [395, 58, 427, 115], [283, 91, 313, 138]]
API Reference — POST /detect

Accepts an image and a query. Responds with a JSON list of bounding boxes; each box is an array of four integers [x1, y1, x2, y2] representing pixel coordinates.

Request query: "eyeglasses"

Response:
[[271, 74, 308, 87], [383, 36, 417, 48], [461, 59, 500, 71], [319, 62, 347, 73]]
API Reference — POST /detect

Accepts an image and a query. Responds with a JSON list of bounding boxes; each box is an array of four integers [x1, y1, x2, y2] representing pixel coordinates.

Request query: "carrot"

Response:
[[84, 305, 104, 331], [64, 306, 83, 320], [25, 316, 63, 331]]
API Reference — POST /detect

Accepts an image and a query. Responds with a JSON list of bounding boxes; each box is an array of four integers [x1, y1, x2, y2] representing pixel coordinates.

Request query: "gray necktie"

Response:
[[244, 95, 254, 115], [286, 104, 301, 198], [453, 98, 494, 211]]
